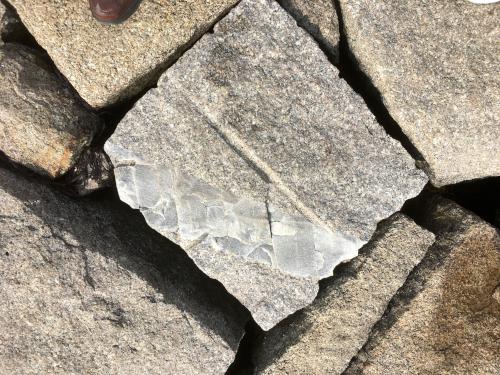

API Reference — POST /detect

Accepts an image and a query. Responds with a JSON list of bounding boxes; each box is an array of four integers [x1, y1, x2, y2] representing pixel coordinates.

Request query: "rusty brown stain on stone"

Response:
[[429, 225, 500, 372]]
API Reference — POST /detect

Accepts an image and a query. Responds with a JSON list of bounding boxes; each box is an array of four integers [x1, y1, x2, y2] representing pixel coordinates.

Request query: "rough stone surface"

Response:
[[339, 0, 500, 187], [9, 0, 239, 108], [346, 199, 500, 375], [0, 43, 101, 178], [0, 166, 247, 374], [278, 0, 340, 61], [254, 214, 434, 374], [106, 0, 427, 330]]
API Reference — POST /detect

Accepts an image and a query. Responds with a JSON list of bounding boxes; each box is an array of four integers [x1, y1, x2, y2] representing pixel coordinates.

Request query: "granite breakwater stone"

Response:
[[9, 0, 239, 108], [0, 167, 246, 374], [339, 0, 500, 186], [106, 0, 427, 330], [346, 199, 500, 374], [255, 214, 434, 374], [0, 43, 101, 178]]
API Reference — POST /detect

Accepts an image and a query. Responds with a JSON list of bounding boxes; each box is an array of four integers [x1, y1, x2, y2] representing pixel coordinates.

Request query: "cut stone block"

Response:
[[339, 0, 500, 186], [105, 0, 427, 330], [8, 0, 239, 108], [0, 43, 101, 178], [346, 199, 500, 375], [0, 167, 246, 375], [254, 214, 434, 374], [278, 0, 340, 61]]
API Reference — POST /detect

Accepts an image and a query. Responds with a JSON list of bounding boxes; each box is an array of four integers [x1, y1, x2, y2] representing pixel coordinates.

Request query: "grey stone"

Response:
[[9, 0, 239, 108], [339, 0, 500, 186], [278, 0, 340, 61], [254, 214, 434, 375], [345, 199, 500, 375], [0, 43, 101, 178], [0, 166, 247, 374], [105, 0, 427, 330]]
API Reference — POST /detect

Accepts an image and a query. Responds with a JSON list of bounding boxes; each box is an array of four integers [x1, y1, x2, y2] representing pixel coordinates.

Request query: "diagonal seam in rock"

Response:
[[176, 85, 333, 231]]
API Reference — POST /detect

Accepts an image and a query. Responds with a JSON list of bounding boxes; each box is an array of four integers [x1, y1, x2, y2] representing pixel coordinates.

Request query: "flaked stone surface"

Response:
[[0, 166, 246, 374], [346, 199, 500, 375], [9, 0, 239, 108], [278, 0, 340, 61], [106, 0, 427, 330], [0, 43, 101, 178], [339, 0, 500, 187], [254, 214, 434, 374]]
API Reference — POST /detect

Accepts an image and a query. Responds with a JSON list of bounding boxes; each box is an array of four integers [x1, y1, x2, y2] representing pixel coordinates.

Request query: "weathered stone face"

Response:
[[8, 0, 239, 108], [0, 43, 101, 178], [105, 0, 427, 330], [346, 199, 500, 375], [255, 214, 434, 375], [339, 0, 500, 187], [0, 166, 246, 374], [277, 0, 340, 61]]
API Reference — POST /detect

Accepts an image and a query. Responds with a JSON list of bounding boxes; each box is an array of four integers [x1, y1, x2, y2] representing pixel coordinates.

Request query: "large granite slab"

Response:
[[9, 0, 239, 108], [255, 214, 434, 374], [346, 199, 500, 374], [339, 0, 500, 186], [105, 0, 427, 330], [0, 43, 101, 178], [278, 0, 340, 61], [0, 167, 246, 374]]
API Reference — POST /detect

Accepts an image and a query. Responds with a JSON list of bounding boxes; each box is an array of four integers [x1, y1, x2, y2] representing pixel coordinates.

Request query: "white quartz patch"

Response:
[[108, 143, 364, 281]]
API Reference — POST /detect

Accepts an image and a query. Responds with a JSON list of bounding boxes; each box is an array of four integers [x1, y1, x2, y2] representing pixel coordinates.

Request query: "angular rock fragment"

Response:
[[9, 0, 239, 108], [0, 167, 246, 374], [339, 0, 500, 186], [345, 199, 500, 375], [0, 43, 101, 178], [278, 0, 340, 61], [254, 214, 434, 374], [105, 0, 427, 330]]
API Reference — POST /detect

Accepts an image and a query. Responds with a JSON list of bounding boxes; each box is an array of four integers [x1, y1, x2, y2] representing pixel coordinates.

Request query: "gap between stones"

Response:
[[2, 1, 498, 373], [225, 2, 500, 373]]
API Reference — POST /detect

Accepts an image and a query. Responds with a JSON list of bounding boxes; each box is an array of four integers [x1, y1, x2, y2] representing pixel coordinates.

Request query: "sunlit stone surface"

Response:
[[106, 0, 427, 330]]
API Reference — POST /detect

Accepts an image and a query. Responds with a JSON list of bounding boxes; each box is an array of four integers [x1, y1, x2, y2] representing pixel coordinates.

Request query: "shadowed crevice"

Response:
[[332, 0, 425, 166]]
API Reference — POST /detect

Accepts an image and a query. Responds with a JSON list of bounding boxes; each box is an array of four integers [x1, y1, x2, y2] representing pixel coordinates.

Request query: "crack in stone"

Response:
[[177, 87, 333, 232], [108, 151, 364, 280]]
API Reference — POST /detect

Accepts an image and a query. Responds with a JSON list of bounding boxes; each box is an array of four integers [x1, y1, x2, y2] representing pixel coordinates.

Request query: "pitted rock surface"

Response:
[[0, 167, 246, 375], [8, 0, 239, 108], [105, 0, 427, 330], [339, 0, 500, 186]]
